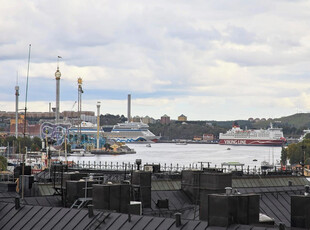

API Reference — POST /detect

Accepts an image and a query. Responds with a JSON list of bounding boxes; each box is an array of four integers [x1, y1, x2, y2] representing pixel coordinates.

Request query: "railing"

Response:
[[63, 160, 292, 176], [0, 172, 14, 182]]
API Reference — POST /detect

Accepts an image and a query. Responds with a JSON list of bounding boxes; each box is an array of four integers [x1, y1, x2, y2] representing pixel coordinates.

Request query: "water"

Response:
[[66, 143, 282, 169]]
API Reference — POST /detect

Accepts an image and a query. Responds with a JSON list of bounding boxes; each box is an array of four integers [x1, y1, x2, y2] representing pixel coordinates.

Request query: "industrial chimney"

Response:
[[127, 94, 131, 123]]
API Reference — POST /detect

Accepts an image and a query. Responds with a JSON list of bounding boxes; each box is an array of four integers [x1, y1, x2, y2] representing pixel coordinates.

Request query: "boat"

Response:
[[70, 150, 94, 157], [219, 123, 286, 146], [103, 121, 161, 143], [176, 140, 188, 145], [91, 143, 136, 155], [69, 121, 103, 135], [261, 161, 274, 170]]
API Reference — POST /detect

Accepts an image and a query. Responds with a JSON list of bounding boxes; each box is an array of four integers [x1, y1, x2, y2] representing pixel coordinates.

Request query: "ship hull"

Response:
[[110, 136, 160, 143], [219, 139, 284, 146]]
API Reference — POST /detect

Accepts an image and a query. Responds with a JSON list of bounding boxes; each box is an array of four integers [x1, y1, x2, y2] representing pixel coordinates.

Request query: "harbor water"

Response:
[[66, 143, 282, 169]]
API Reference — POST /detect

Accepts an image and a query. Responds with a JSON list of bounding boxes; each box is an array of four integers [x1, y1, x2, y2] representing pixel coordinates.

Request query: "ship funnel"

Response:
[[127, 94, 131, 123]]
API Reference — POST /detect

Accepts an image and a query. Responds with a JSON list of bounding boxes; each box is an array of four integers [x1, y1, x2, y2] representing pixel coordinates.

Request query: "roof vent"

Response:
[[288, 180, 292, 187], [88, 205, 94, 218], [175, 213, 181, 227], [156, 199, 169, 209], [15, 197, 20, 209]]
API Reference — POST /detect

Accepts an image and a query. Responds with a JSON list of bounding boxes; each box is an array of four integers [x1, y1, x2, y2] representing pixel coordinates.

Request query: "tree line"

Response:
[[0, 135, 42, 153], [281, 134, 310, 166]]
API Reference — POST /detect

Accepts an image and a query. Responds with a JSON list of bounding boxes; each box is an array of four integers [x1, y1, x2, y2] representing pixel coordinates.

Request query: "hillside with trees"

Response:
[[98, 113, 310, 140], [149, 122, 226, 140]]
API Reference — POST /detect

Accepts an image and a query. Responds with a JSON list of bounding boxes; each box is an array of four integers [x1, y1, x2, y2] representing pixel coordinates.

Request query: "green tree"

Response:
[[0, 156, 7, 171], [281, 147, 287, 165], [32, 136, 42, 149], [286, 140, 310, 165], [5, 136, 16, 147]]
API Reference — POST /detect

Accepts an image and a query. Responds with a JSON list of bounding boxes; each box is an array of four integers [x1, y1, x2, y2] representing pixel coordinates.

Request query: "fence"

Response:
[[64, 160, 291, 176]]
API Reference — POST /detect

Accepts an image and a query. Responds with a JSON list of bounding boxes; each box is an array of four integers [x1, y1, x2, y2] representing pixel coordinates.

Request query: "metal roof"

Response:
[[232, 176, 310, 188], [0, 202, 280, 230], [151, 176, 310, 191], [146, 190, 198, 220], [148, 186, 307, 227], [0, 193, 62, 207], [36, 183, 56, 196], [152, 180, 181, 191], [238, 185, 306, 227]]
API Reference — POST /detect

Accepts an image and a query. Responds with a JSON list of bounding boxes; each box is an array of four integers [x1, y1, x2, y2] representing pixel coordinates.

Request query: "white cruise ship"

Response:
[[104, 122, 160, 143]]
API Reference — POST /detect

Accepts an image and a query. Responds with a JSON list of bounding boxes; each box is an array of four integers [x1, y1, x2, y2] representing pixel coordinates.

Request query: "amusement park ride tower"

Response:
[[15, 82, 19, 138], [55, 56, 62, 124]]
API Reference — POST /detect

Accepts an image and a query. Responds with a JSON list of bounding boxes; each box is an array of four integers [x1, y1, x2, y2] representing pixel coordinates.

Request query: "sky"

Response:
[[1, 0, 310, 121]]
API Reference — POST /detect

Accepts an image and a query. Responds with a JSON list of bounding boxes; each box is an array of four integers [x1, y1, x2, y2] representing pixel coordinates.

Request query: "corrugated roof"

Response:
[[238, 185, 305, 227], [152, 180, 181, 191], [37, 183, 56, 196], [152, 177, 310, 191], [0, 202, 279, 230], [0, 194, 62, 207], [232, 176, 310, 188]]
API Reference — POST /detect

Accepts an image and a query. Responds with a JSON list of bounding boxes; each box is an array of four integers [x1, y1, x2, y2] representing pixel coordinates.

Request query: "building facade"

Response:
[[161, 114, 170, 124], [178, 114, 187, 122]]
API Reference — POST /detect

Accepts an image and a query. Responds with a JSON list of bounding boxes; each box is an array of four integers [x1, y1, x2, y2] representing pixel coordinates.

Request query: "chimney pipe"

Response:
[[15, 197, 20, 209], [127, 94, 131, 123], [305, 185, 310, 196], [278, 222, 286, 230], [88, 205, 94, 218], [136, 159, 142, 171], [225, 187, 232, 195], [175, 213, 181, 227], [128, 204, 131, 222]]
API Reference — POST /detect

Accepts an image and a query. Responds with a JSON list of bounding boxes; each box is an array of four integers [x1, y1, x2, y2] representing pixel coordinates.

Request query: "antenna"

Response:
[[22, 44, 31, 201], [24, 44, 31, 113]]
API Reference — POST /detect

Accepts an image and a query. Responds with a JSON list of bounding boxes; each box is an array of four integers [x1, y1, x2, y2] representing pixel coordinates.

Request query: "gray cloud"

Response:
[[1, 0, 310, 120]]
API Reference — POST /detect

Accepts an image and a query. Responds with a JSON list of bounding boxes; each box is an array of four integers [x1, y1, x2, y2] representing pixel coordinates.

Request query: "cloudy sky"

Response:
[[1, 0, 310, 121]]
